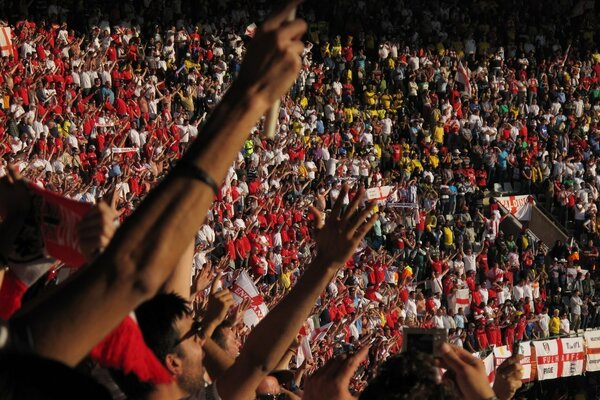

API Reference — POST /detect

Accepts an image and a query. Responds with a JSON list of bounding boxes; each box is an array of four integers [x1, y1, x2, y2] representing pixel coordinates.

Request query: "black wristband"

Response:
[[177, 160, 219, 195]]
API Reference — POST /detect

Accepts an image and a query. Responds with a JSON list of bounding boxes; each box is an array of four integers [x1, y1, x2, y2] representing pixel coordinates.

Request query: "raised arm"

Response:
[[217, 186, 377, 399], [10, 1, 307, 367]]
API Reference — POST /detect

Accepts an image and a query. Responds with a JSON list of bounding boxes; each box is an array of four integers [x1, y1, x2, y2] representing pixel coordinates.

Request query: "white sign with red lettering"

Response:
[[533, 339, 559, 381], [584, 330, 600, 372], [495, 195, 533, 221], [559, 337, 584, 377]]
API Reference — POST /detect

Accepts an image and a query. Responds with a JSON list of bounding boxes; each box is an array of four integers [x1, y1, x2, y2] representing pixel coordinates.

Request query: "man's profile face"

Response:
[[172, 315, 206, 393], [221, 326, 242, 358]]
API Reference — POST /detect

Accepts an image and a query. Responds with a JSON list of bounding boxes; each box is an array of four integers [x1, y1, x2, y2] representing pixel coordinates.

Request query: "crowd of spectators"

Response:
[[1, 0, 600, 398]]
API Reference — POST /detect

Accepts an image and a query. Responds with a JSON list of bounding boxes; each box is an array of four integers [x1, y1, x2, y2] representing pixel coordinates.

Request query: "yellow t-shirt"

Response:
[[280, 271, 292, 289], [434, 126, 445, 144], [411, 159, 423, 172], [380, 94, 392, 109], [364, 90, 376, 105], [299, 96, 309, 109], [443, 226, 454, 245], [373, 144, 382, 158], [549, 317, 560, 335]]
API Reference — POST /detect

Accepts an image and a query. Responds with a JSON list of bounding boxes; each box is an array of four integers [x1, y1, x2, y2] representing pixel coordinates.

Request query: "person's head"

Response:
[[212, 320, 242, 358], [136, 293, 205, 394], [360, 352, 459, 400], [255, 376, 282, 399]]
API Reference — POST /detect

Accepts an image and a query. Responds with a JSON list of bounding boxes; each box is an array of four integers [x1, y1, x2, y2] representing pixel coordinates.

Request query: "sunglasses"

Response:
[[256, 394, 286, 400], [174, 319, 204, 347]]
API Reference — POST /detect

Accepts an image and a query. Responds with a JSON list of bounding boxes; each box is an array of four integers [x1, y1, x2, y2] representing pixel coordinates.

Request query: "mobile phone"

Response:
[[402, 328, 447, 357]]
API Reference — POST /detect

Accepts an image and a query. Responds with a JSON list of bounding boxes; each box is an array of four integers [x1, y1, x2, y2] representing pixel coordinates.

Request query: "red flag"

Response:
[[90, 314, 173, 385]]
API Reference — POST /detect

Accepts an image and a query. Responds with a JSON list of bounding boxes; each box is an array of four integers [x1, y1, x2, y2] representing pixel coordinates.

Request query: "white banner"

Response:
[[533, 339, 560, 381], [472, 351, 495, 384], [296, 335, 313, 367], [454, 288, 470, 315], [584, 330, 600, 372], [493, 345, 512, 370], [230, 270, 269, 328], [515, 341, 533, 382], [483, 352, 495, 384], [559, 337, 584, 378], [495, 195, 534, 221], [110, 147, 139, 155], [386, 202, 419, 209], [366, 186, 394, 201]]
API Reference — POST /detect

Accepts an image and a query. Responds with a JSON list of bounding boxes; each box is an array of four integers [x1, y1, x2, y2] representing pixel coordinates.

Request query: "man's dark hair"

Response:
[[135, 292, 192, 363], [212, 320, 234, 350], [359, 352, 459, 400]]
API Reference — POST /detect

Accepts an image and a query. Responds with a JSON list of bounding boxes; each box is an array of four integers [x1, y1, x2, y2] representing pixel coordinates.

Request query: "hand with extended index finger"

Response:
[[309, 185, 377, 267], [303, 346, 370, 400]]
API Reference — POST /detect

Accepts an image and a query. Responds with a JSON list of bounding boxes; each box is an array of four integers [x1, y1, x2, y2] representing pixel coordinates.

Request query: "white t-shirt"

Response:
[[463, 254, 477, 273]]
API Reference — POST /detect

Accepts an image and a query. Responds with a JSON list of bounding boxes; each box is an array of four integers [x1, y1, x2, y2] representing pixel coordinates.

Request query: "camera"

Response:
[[401, 328, 447, 357]]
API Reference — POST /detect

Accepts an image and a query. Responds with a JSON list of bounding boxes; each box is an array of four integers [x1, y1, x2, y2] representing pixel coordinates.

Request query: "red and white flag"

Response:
[[533, 339, 560, 380], [230, 270, 269, 327], [584, 330, 600, 372], [310, 322, 334, 343], [495, 195, 534, 221], [29, 184, 92, 266], [366, 186, 394, 202], [559, 337, 584, 378], [454, 61, 471, 97], [514, 341, 533, 382], [0, 27, 13, 57], [454, 288, 470, 315], [244, 23, 257, 38], [483, 352, 495, 384], [296, 335, 314, 367], [471, 351, 494, 383]]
